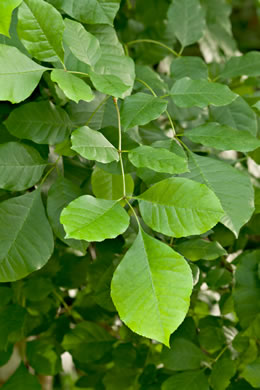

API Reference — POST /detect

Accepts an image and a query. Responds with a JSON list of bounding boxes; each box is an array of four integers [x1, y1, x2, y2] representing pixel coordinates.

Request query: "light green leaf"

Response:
[[138, 177, 224, 238], [162, 370, 209, 390], [51, 69, 94, 103], [63, 18, 101, 67], [233, 250, 260, 328], [171, 78, 237, 108], [5, 101, 71, 145], [0, 44, 46, 103], [111, 229, 193, 346], [88, 24, 135, 97], [167, 0, 206, 48], [1, 363, 41, 390], [47, 177, 88, 252], [221, 52, 260, 79], [162, 338, 207, 370], [210, 96, 257, 137], [171, 56, 208, 80], [62, 321, 115, 363], [121, 93, 168, 129], [71, 126, 119, 163], [128, 145, 189, 174], [253, 100, 260, 112], [210, 356, 236, 390], [241, 358, 260, 389], [0, 142, 47, 191], [60, 195, 130, 242], [91, 167, 134, 200], [0, 190, 54, 282], [176, 238, 227, 261], [17, 0, 64, 62], [185, 123, 260, 152], [89, 71, 130, 98], [61, 0, 120, 26], [183, 152, 254, 237], [0, 0, 23, 37]]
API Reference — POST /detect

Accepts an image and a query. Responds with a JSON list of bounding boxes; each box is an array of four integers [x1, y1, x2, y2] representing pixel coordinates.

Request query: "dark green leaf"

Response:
[[221, 52, 260, 79], [183, 152, 254, 237], [167, 0, 206, 47], [5, 101, 71, 145], [171, 57, 208, 80], [162, 370, 209, 390], [171, 78, 237, 108], [0, 190, 54, 282], [185, 123, 260, 152], [61, 0, 120, 25], [1, 363, 41, 390], [176, 238, 227, 261], [121, 93, 167, 129], [62, 321, 115, 363], [0, 142, 47, 191]]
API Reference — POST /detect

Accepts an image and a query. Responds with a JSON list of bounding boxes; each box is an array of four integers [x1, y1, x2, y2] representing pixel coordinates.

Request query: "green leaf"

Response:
[[121, 93, 168, 129], [0, 190, 54, 282], [0, 0, 23, 37], [185, 123, 260, 152], [63, 18, 101, 67], [0, 142, 47, 191], [167, 0, 206, 48], [1, 363, 41, 390], [128, 145, 189, 174], [0, 305, 26, 349], [89, 71, 130, 98], [17, 0, 64, 62], [23, 277, 54, 302], [5, 101, 71, 145], [183, 152, 254, 237], [0, 44, 46, 103], [71, 126, 119, 163], [210, 356, 236, 390], [62, 321, 115, 363], [221, 52, 260, 79], [138, 177, 224, 238], [60, 195, 130, 242], [162, 370, 209, 390], [162, 338, 207, 370], [27, 339, 62, 375], [241, 358, 260, 389], [233, 250, 260, 328], [176, 238, 227, 261], [171, 78, 237, 108], [111, 228, 193, 346], [91, 167, 134, 200], [170, 57, 208, 80], [51, 69, 94, 103], [47, 177, 88, 252], [210, 96, 258, 137], [61, 0, 120, 25]]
